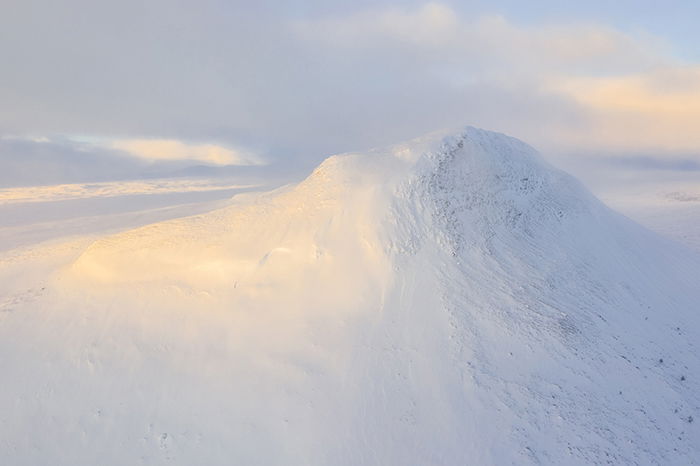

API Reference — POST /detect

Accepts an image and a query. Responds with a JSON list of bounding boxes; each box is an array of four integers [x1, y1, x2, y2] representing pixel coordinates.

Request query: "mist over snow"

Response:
[[1, 128, 699, 465]]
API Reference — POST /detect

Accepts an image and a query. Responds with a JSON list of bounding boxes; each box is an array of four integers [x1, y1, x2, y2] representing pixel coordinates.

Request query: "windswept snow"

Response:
[[1, 127, 699, 465]]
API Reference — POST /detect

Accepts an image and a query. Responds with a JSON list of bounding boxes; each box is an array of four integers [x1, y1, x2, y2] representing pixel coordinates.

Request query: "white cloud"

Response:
[[2, 1, 699, 169], [109, 139, 263, 166], [546, 66, 700, 152], [292, 3, 699, 157], [293, 3, 460, 49], [293, 3, 668, 75]]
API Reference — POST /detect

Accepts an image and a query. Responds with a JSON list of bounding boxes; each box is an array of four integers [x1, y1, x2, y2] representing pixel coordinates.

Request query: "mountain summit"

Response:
[[3, 127, 700, 465]]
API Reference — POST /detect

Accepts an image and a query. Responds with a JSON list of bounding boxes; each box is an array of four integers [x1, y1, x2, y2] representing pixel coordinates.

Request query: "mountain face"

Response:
[[1, 127, 699, 465]]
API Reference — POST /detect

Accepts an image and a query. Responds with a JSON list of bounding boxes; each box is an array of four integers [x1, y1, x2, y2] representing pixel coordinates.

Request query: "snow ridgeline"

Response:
[[3, 127, 700, 465]]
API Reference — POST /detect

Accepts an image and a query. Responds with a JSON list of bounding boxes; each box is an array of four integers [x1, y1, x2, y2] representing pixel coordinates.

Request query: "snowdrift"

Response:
[[2, 127, 699, 465]]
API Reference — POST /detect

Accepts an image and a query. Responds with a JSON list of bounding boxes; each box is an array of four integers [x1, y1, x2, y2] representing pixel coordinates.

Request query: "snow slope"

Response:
[[1, 127, 699, 465]]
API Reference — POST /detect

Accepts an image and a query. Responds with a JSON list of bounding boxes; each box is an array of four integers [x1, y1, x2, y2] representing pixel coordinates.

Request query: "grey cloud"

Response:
[[602, 155, 700, 172], [0, 137, 284, 187], [0, 138, 150, 187], [554, 149, 700, 171], [0, 2, 606, 163], [1, 0, 697, 173]]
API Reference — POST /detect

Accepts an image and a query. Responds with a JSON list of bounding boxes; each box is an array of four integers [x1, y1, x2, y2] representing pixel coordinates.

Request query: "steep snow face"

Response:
[[1, 127, 699, 465], [382, 129, 700, 463]]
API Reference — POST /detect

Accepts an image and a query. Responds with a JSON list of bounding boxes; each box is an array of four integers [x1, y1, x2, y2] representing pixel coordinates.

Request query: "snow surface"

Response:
[[600, 181, 700, 254], [1, 127, 699, 465]]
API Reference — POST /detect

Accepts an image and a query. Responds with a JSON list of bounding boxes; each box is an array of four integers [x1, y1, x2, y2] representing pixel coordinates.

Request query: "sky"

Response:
[[1, 0, 699, 186]]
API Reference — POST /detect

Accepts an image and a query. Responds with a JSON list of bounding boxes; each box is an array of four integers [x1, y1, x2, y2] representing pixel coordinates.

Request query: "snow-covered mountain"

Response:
[[1, 127, 698, 465]]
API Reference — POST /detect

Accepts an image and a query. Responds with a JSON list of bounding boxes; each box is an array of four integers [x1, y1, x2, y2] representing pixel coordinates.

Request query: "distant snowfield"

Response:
[[0, 178, 272, 252], [600, 181, 700, 254], [0, 178, 262, 204], [1, 128, 699, 465]]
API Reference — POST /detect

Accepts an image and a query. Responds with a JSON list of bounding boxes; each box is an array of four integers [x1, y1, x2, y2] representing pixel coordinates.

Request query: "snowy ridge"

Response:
[[2, 127, 699, 465]]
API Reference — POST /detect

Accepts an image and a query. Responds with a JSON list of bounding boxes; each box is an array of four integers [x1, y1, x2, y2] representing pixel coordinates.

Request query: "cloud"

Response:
[[109, 139, 263, 166], [292, 3, 700, 158], [292, 3, 667, 75], [598, 154, 700, 172], [293, 3, 460, 49], [0, 136, 151, 187], [549, 66, 700, 152], [0, 136, 265, 187], [1, 0, 699, 172]]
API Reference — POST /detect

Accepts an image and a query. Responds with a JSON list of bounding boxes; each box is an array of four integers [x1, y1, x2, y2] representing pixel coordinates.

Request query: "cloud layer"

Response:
[[293, 3, 699, 155], [1, 1, 699, 172], [109, 139, 263, 166]]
